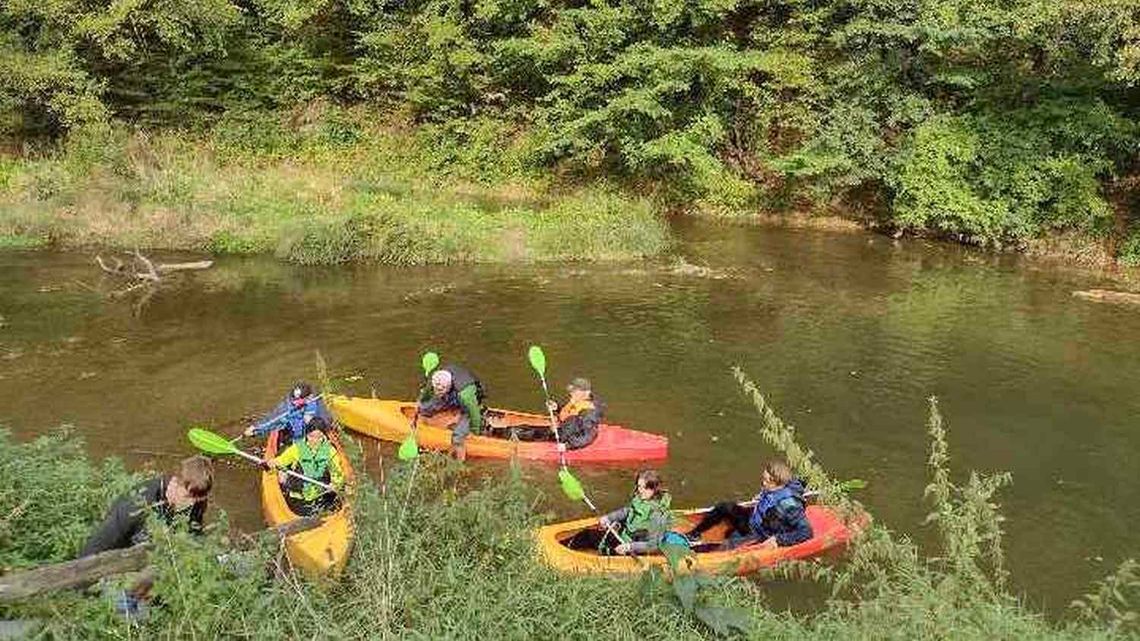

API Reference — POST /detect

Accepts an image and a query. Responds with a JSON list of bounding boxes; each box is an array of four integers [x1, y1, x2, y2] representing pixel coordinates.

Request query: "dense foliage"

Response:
[[3, 0, 1138, 254], [2, 376, 1139, 638]]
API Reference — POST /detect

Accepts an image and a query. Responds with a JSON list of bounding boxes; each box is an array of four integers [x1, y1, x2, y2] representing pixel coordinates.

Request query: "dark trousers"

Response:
[[687, 501, 752, 539]]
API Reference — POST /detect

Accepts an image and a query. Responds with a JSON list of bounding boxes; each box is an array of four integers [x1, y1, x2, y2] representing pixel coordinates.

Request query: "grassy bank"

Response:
[[0, 110, 670, 265], [1, 373, 1136, 639]]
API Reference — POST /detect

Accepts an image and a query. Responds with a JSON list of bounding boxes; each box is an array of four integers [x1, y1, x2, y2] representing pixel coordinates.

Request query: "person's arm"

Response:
[[250, 402, 293, 437], [600, 506, 629, 527], [457, 385, 483, 432], [329, 453, 345, 490], [272, 443, 301, 469], [773, 499, 813, 546], [79, 495, 144, 557], [187, 499, 208, 535], [417, 390, 449, 416]]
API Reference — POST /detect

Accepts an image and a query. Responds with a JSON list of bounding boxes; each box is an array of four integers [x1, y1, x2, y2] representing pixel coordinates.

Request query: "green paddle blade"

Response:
[[527, 345, 546, 377], [188, 427, 239, 456], [398, 434, 419, 461], [421, 351, 440, 375], [558, 468, 584, 501]]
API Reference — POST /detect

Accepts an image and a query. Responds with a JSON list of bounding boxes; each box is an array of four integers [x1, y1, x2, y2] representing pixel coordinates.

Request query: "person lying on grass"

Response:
[[268, 417, 344, 516], [80, 455, 214, 557], [685, 458, 812, 549], [599, 469, 674, 556]]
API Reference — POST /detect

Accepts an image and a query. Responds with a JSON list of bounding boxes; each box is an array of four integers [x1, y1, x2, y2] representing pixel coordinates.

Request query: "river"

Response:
[[2, 219, 1138, 615]]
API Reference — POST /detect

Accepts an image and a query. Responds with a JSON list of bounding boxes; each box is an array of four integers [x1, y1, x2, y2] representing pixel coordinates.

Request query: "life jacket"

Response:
[[443, 364, 486, 404], [625, 492, 672, 538], [558, 397, 595, 422], [294, 439, 334, 502], [748, 481, 806, 535]]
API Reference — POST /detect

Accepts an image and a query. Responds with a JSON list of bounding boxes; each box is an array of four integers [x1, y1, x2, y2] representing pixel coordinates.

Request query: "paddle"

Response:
[[526, 345, 568, 467], [187, 427, 334, 492], [398, 351, 441, 461], [527, 345, 630, 548]]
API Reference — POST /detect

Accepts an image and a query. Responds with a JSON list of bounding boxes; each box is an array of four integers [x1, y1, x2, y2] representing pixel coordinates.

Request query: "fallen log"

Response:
[[1072, 289, 1140, 306], [0, 517, 322, 602]]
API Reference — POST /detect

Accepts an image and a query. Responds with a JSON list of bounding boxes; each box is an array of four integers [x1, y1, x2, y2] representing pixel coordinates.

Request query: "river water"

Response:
[[2, 220, 1138, 615]]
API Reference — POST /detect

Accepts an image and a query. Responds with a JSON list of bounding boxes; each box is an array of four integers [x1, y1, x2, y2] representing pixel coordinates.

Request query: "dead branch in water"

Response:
[[1073, 289, 1140, 306], [92, 250, 213, 314]]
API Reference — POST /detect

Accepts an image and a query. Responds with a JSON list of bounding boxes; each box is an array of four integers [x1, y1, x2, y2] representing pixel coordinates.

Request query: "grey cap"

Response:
[[567, 377, 591, 391]]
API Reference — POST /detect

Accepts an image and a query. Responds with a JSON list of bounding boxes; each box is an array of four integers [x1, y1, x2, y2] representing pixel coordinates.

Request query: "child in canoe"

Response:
[[268, 417, 345, 516], [244, 381, 331, 446], [597, 469, 676, 556], [685, 459, 812, 549]]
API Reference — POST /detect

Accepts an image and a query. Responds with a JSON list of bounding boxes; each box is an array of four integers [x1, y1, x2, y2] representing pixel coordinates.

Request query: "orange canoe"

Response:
[[328, 396, 668, 463], [536, 505, 866, 575]]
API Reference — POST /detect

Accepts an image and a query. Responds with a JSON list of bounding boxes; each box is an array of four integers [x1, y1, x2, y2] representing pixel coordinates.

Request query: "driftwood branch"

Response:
[[0, 517, 323, 602], [1073, 289, 1140, 306], [94, 252, 212, 283]]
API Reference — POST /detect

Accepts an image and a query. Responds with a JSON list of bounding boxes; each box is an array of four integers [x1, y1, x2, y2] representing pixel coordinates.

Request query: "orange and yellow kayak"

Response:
[[328, 396, 668, 463], [536, 505, 866, 575], [260, 430, 354, 577]]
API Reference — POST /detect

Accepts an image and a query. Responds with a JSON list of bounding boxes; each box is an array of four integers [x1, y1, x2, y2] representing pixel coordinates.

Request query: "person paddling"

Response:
[[685, 459, 813, 549], [598, 469, 674, 556], [244, 381, 331, 446], [417, 363, 487, 462], [267, 417, 344, 516], [80, 456, 214, 557], [488, 376, 603, 450]]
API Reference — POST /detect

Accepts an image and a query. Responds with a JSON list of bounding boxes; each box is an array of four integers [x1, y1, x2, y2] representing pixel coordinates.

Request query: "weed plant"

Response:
[[0, 373, 1136, 639]]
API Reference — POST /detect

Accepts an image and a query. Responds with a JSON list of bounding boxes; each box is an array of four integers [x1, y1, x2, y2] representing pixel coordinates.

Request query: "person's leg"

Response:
[[727, 504, 754, 537], [686, 501, 737, 539], [451, 414, 471, 462]]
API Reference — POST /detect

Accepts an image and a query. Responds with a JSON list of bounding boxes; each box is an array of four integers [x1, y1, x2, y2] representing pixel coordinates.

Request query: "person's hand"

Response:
[[266, 457, 279, 470], [614, 543, 632, 555], [546, 399, 558, 412], [243, 425, 256, 437], [599, 515, 611, 528], [557, 442, 567, 454], [758, 536, 777, 549]]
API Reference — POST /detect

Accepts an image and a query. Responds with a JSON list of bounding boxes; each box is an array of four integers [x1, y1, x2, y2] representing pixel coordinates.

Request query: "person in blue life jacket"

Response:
[[684, 459, 813, 549], [244, 381, 331, 446], [267, 417, 345, 516], [417, 363, 487, 462]]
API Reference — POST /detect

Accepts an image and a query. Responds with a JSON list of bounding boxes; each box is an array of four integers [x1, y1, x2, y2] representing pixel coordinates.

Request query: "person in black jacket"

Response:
[[487, 377, 603, 450], [80, 456, 213, 557]]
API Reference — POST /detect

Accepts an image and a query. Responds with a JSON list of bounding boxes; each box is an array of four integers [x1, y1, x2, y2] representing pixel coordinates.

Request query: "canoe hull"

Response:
[[329, 396, 668, 463], [536, 505, 865, 576], [260, 430, 354, 577]]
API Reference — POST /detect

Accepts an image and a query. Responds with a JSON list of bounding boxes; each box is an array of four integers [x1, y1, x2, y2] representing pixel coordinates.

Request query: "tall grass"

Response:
[[0, 109, 670, 264], [1, 374, 1136, 639]]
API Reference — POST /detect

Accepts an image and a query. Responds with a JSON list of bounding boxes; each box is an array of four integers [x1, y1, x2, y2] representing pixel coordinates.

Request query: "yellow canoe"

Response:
[[260, 429, 354, 577], [536, 505, 864, 576]]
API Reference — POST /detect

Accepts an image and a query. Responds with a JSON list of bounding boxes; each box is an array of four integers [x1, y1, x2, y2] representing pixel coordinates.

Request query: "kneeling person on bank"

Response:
[[80, 456, 214, 557]]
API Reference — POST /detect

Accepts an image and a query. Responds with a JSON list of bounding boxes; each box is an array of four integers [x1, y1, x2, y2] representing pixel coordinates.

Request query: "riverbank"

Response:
[[0, 110, 670, 265], [0, 375, 1134, 639]]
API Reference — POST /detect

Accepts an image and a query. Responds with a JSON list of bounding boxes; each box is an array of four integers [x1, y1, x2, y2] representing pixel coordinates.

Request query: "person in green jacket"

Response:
[[268, 417, 345, 515], [418, 363, 487, 462], [599, 469, 673, 555]]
